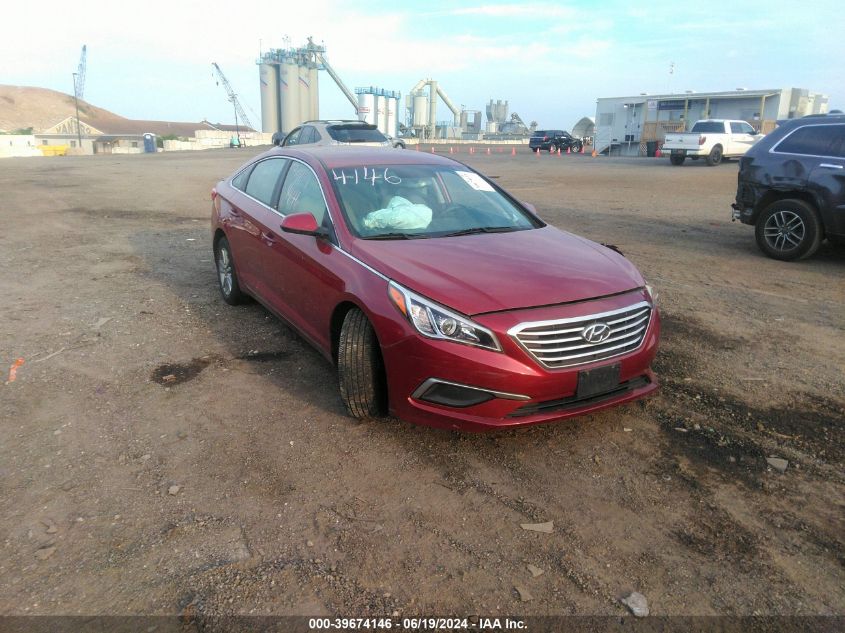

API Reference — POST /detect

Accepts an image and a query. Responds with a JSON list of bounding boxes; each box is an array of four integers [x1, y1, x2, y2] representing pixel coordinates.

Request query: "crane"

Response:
[[211, 62, 254, 141], [74, 45, 87, 99]]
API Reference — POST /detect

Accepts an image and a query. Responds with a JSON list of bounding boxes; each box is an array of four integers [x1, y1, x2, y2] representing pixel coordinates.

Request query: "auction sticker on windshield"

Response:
[[456, 171, 494, 192]]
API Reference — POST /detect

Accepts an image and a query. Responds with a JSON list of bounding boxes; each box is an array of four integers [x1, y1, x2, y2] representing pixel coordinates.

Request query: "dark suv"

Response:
[[529, 130, 583, 154], [732, 114, 845, 260]]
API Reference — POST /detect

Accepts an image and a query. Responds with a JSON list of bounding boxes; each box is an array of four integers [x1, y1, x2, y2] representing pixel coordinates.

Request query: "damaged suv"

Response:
[[732, 114, 845, 260]]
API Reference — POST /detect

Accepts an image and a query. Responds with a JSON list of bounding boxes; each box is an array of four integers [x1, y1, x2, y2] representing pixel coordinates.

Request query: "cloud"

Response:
[[445, 3, 579, 19]]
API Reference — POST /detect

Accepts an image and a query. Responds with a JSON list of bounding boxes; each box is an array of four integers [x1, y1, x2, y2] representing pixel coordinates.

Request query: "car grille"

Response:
[[509, 301, 652, 369]]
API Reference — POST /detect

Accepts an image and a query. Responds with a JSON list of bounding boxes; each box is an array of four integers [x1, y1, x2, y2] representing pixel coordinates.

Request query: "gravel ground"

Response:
[[0, 146, 843, 619]]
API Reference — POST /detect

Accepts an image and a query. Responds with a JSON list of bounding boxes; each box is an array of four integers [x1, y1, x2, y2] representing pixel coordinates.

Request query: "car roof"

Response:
[[267, 145, 461, 169], [776, 113, 845, 130]]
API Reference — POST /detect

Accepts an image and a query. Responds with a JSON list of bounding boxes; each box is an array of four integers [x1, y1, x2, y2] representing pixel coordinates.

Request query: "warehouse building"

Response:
[[594, 87, 829, 156]]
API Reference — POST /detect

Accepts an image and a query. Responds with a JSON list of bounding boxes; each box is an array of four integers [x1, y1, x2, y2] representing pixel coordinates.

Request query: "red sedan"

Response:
[[211, 146, 659, 431]]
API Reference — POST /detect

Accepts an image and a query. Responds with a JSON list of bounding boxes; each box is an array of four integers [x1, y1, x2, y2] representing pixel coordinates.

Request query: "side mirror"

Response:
[[522, 202, 537, 214], [280, 212, 325, 237]]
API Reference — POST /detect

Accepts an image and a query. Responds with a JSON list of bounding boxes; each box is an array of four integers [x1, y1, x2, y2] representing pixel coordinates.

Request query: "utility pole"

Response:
[[72, 72, 82, 149]]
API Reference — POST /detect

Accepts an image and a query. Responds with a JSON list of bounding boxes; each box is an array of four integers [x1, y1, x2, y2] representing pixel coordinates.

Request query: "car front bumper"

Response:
[[381, 290, 660, 432]]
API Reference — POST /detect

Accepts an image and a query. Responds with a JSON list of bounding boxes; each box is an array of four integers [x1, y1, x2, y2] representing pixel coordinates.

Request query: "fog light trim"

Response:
[[412, 378, 530, 409]]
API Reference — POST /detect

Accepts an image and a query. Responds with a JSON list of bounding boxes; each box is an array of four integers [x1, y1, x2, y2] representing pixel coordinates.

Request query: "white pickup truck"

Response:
[[663, 119, 763, 166]]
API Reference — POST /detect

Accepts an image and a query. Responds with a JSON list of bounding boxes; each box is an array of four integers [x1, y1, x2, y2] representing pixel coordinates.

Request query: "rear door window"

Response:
[[775, 124, 845, 157], [244, 158, 287, 207], [299, 126, 316, 144]]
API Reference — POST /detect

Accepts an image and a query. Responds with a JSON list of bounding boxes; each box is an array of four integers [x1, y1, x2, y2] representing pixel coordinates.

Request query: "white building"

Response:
[[594, 88, 829, 156]]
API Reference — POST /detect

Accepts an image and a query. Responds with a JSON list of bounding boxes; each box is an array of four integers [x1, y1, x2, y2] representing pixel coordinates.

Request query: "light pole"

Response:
[[72, 72, 82, 150]]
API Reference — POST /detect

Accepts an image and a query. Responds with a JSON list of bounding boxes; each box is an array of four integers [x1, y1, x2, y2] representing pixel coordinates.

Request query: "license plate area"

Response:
[[576, 363, 621, 399], [671, 149, 686, 156]]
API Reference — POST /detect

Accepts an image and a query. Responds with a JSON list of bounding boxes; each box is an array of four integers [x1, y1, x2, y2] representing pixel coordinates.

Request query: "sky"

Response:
[[3, 0, 843, 131]]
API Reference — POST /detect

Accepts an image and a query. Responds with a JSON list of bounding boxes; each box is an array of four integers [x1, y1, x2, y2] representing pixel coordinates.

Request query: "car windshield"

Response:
[[328, 125, 387, 143], [330, 164, 542, 239]]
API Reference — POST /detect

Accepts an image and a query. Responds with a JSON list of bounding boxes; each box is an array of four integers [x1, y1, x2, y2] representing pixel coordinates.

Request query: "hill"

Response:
[[0, 85, 129, 133]]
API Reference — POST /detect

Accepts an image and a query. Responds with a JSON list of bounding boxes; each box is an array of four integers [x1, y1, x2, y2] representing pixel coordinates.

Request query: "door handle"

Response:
[[261, 231, 277, 244], [819, 163, 843, 170]]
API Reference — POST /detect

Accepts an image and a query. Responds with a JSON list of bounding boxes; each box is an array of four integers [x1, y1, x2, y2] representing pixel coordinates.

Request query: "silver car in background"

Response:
[[274, 120, 392, 148]]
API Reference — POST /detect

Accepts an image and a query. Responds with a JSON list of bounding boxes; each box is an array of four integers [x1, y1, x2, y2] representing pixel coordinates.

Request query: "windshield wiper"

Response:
[[362, 232, 428, 240], [441, 226, 518, 237]]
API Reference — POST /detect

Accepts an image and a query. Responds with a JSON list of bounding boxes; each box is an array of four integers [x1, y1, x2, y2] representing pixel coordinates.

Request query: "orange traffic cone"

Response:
[[416, 143, 420, 151], [580, 144, 585, 154], [486, 147, 491, 155], [430, 146, 435, 154], [511, 147, 516, 156], [655, 146, 662, 158], [591, 148, 597, 157], [566, 146, 571, 154]]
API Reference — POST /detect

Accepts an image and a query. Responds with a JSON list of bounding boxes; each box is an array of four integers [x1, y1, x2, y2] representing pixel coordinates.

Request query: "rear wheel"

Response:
[[214, 236, 246, 305], [706, 145, 723, 166], [670, 154, 685, 166], [337, 308, 387, 419], [572, 142, 583, 153], [755, 199, 822, 261], [549, 144, 558, 154]]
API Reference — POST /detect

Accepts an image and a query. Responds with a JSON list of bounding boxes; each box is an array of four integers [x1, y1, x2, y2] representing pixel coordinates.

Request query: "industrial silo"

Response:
[[376, 95, 387, 134], [280, 60, 300, 133], [308, 65, 319, 120], [386, 97, 397, 137], [298, 65, 311, 125], [412, 92, 428, 127], [358, 92, 376, 125], [259, 63, 280, 133]]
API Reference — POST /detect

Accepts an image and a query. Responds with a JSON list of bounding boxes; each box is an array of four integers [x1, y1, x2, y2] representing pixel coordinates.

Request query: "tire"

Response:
[[572, 142, 583, 153], [670, 154, 685, 166], [754, 199, 823, 261], [214, 236, 246, 305], [549, 144, 558, 154], [337, 308, 387, 419], [706, 145, 723, 166]]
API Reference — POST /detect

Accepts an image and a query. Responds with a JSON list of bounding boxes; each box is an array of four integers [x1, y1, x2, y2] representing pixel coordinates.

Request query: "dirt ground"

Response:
[[1, 146, 843, 620]]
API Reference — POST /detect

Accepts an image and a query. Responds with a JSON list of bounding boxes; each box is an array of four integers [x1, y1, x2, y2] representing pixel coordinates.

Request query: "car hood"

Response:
[[350, 226, 644, 315]]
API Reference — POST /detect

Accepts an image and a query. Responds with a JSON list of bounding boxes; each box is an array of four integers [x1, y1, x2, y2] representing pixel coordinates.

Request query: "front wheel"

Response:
[[572, 142, 583, 153], [754, 199, 822, 261], [338, 308, 387, 419], [670, 154, 685, 166], [706, 145, 723, 166]]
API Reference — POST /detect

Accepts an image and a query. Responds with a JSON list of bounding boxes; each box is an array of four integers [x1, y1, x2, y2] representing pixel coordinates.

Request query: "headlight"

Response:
[[644, 282, 659, 305], [388, 281, 501, 351]]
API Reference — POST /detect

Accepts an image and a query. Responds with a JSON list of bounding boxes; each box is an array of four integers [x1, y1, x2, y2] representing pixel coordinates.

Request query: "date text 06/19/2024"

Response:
[[308, 617, 527, 630]]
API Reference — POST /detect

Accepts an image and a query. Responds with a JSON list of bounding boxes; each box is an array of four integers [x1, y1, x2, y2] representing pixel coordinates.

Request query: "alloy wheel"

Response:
[[763, 210, 805, 251]]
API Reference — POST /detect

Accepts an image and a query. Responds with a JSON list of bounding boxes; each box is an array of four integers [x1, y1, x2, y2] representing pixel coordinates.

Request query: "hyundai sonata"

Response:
[[211, 146, 659, 431]]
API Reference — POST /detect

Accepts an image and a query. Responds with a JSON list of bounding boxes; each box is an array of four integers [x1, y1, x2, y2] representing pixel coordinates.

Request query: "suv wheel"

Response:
[[755, 199, 822, 261], [549, 144, 558, 154], [670, 154, 685, 166]]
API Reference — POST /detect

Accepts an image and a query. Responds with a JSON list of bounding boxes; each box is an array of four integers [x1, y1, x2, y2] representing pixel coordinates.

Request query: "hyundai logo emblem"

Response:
[[582, 322, 612, 344]]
